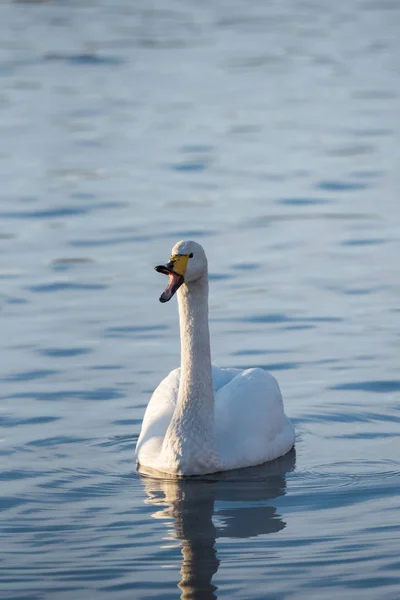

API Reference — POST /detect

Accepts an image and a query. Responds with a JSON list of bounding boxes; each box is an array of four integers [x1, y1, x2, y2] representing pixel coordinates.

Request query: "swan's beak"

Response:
[[155, 261, 184, 303]]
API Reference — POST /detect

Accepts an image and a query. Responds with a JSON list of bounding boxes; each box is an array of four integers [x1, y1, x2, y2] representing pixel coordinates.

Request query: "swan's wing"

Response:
[[136, 368, 180, 464], [211, 365, 241, 392], [215, 368, 295, 471]]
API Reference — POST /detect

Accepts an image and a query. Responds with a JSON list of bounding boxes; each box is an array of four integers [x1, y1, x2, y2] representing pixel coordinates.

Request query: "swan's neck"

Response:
[[177, 276, 213, 418], [161, 275, 220, 475]]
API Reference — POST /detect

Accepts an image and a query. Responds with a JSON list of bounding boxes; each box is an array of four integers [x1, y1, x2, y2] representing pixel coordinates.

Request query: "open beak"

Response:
[[155, 261, 184, 303]]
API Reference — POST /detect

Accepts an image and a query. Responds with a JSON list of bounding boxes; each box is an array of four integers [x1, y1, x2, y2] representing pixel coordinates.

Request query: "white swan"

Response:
[[136, 240, 295, 476]]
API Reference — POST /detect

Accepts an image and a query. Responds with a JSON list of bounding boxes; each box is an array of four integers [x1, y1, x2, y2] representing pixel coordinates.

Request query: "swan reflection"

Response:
[[140, 449, 295, 599]]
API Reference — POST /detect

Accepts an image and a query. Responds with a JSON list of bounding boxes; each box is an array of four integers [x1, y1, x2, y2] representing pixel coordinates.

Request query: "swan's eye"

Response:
[[189, 253, 193, 258]]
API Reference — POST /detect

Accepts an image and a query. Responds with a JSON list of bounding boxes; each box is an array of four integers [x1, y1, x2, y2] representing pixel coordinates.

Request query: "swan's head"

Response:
[[155, 240, 207, 303]]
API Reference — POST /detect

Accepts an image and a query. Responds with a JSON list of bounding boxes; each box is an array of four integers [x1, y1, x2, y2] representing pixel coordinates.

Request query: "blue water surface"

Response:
[[1, 1, 400, 599]]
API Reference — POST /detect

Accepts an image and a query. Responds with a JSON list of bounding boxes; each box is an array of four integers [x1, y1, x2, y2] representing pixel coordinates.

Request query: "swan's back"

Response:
[[214, 367, 294, 471], [136, 366, 294, 473]]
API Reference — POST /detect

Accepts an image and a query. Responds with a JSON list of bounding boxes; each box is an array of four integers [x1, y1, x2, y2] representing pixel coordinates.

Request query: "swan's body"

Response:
[[136, 241, 295, 476]]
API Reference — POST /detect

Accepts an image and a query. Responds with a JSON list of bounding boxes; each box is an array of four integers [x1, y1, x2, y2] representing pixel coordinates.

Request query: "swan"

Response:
[[136, 240, 295, 476]]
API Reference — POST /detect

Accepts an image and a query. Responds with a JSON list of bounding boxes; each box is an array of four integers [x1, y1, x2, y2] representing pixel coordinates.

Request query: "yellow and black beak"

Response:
[[155, 255, 189, 303]]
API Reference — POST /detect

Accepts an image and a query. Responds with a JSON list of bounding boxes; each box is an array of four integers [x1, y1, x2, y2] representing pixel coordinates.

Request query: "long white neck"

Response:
[[161, 275, 220, 475], [177, 276, 213, 420]]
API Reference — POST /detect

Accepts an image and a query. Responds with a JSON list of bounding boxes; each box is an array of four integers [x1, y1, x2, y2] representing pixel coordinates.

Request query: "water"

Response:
[[1, 0, 400, 598]]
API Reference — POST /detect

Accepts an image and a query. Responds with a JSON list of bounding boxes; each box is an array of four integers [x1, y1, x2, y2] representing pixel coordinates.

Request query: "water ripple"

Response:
[[3, 369, 59, 382], [3, 388, 125, 402], [28, 282, 107, 293], [317, 181, 368, 191], [278, 197, 331, 206], [330, 380, 400, 393], [104, 325, 169, 338], [0, 202, 124, 220], [38, 348, 92, 358], [44, 52, 125, 67], [0, 416, 60, 428]]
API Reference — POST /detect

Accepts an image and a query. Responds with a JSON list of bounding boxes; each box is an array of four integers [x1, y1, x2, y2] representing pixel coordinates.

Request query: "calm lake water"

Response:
[[1, 1, 400, 599]]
